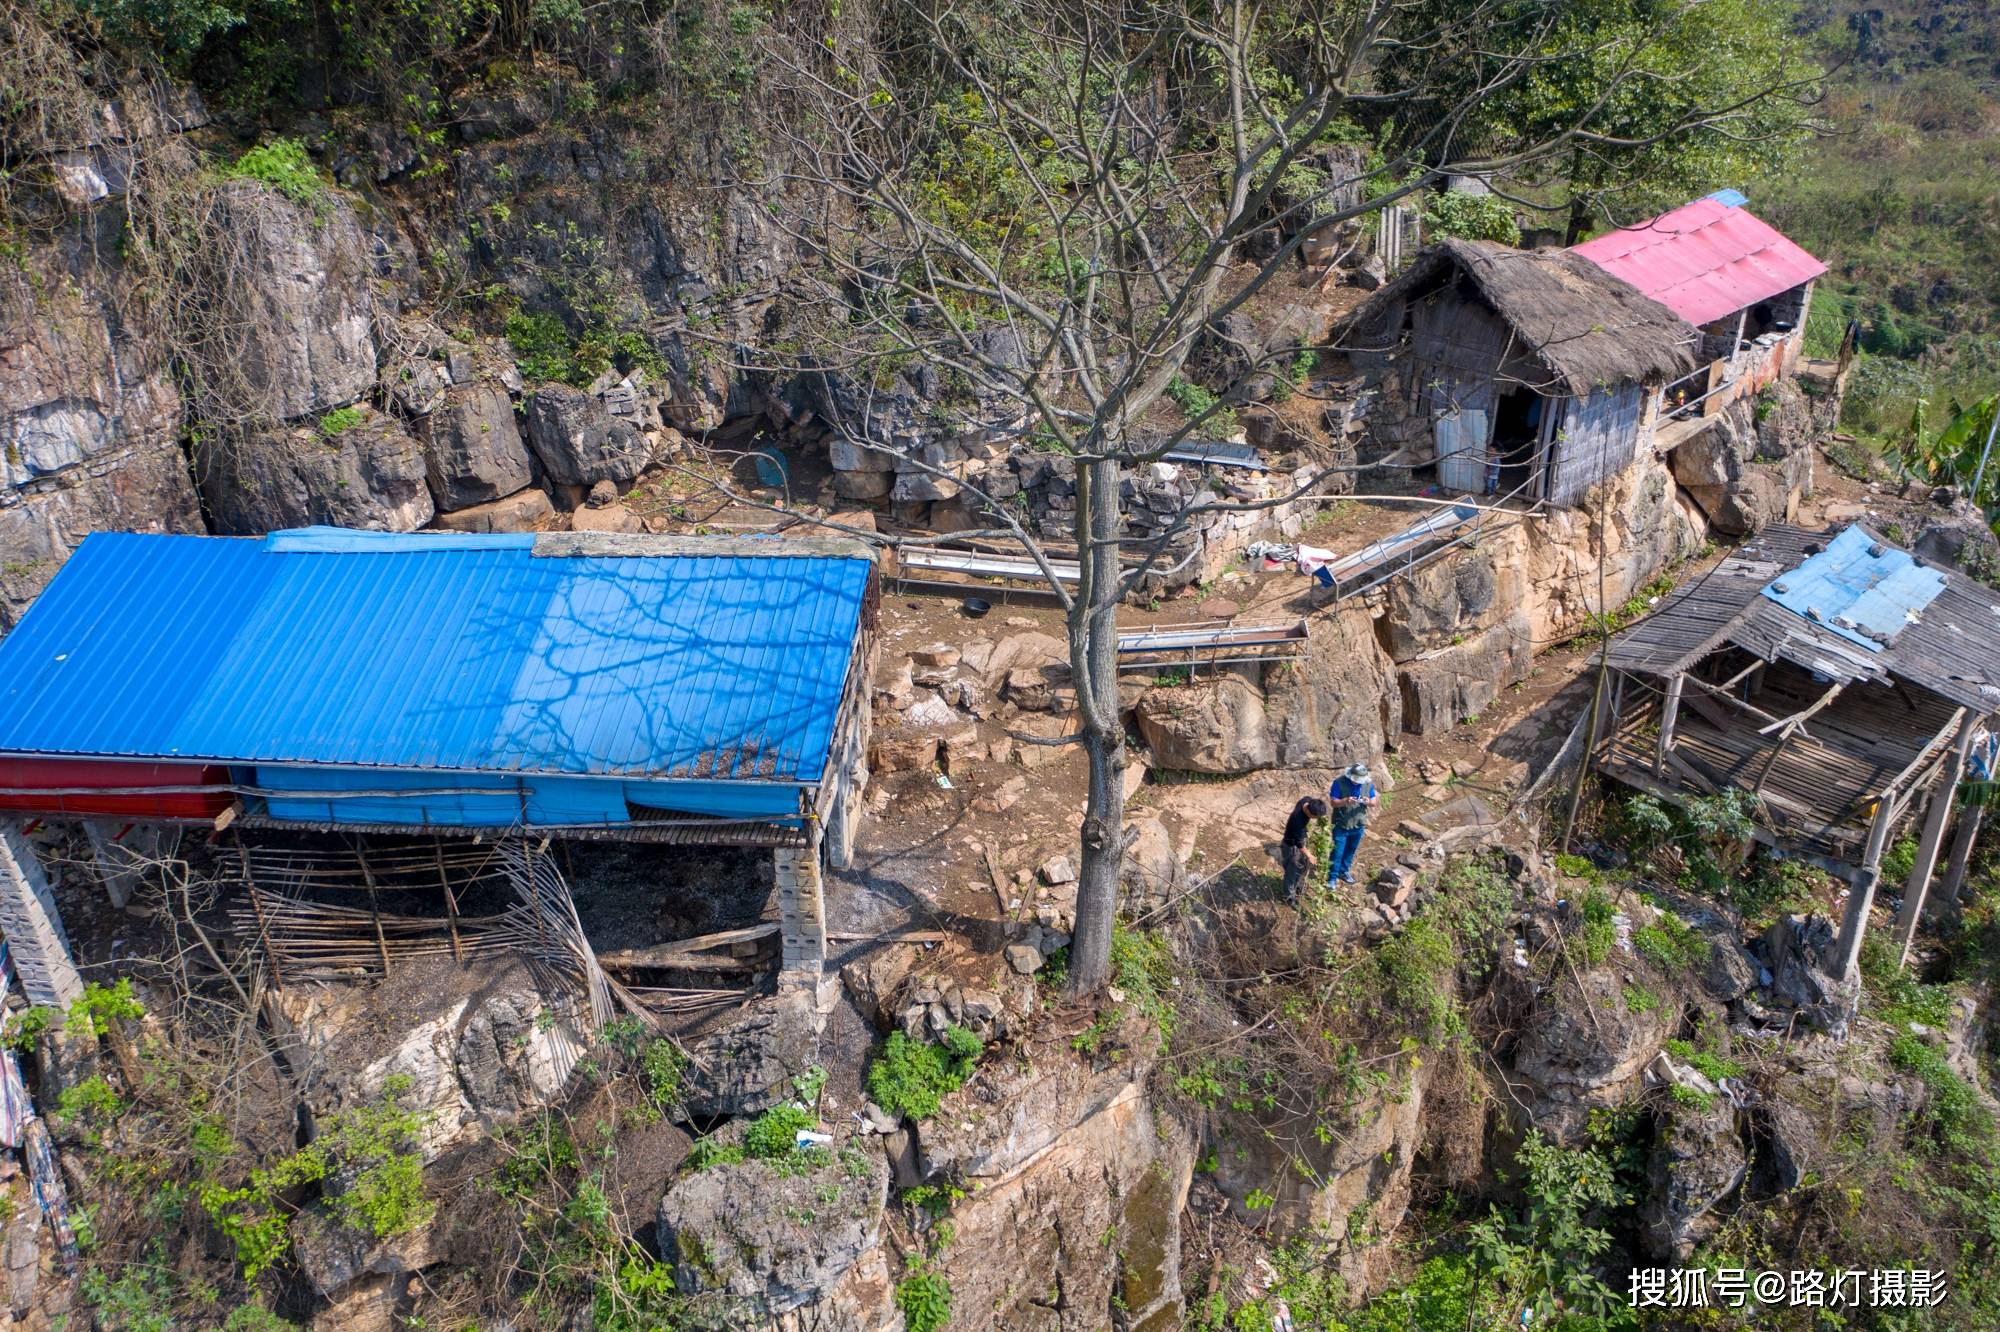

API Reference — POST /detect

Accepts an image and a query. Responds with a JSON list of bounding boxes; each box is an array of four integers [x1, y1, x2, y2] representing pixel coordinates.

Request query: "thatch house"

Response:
[[1343, 238, 1698, 507]]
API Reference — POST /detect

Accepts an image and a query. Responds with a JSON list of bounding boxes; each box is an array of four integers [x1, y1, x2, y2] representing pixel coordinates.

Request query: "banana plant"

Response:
[[1899, 393, 2000, 508]]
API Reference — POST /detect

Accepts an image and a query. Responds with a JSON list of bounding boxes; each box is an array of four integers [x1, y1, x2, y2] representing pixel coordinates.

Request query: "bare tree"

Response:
[[736, 0, 1821, 993]]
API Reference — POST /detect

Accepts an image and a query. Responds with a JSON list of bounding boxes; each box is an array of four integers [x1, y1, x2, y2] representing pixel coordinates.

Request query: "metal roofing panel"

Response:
[[1759, 525, 1945, 653], [0, 530, 870, 783], [1570, 198, 1828, 327]]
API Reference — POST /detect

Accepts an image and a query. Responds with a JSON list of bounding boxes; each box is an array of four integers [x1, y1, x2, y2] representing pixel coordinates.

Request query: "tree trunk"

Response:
[[1563, 150, 1592, 245], [1066, 453, 1129, 995]]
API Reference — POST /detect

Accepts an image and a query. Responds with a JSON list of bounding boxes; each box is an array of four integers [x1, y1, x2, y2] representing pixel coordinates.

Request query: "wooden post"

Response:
[[1655, 674, 1684, 778], [354, 846, 393, 977], [1834, 795, 1898, 982], [236, 840, 284, 990], [433, 840, 463, 962], [1937, 802, 1985, 912], [1892, 716, 1977, 966]]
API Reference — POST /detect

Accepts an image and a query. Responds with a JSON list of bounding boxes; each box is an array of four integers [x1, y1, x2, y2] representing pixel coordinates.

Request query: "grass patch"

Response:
[[1634, 909, 1707, 972], [1575, 888, 1618, 967]]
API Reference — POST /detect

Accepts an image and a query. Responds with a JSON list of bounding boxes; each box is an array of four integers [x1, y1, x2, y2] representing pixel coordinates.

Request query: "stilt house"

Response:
[[1595, 524, 2000, 979]]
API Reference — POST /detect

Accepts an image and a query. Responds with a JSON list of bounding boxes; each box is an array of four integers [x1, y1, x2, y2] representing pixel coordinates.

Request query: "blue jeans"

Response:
[[1327, 826, 1365, 884]]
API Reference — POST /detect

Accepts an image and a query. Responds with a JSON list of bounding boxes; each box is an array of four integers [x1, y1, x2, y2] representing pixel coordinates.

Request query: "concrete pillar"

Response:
[[773, 824, 827, 982], [0, 825, 83, 1008], [83, 821, 156, 910]]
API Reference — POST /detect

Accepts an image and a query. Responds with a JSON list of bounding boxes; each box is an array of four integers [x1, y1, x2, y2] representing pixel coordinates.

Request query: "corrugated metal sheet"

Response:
[[1759, 525, 1946, 652], [0, 530, 871, 784], [1570, 198, 1827, 327]]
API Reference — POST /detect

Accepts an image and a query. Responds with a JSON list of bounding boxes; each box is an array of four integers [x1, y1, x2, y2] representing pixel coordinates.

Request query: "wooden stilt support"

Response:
[[1654, 673, 1684, 778], [1893, 716, 1977, 967], [1834, 796, 1897, 982], [354, 846, 393, 976], [433, 840, 463, 962], [1938, 801, 1985, 913], [237, 837, 285, 990]]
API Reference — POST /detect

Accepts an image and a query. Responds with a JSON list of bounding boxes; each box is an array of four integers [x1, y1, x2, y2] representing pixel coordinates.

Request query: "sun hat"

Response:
[[1345, 762, 1371, 783]]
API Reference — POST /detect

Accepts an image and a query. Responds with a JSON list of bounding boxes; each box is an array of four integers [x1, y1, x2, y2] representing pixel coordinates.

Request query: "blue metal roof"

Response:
[[0, 530, 871, 784], [1760, 524, 1946, 653]]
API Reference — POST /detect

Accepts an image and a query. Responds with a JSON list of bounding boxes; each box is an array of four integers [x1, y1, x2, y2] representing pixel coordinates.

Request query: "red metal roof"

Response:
[[1569, 198, 1827, 328]]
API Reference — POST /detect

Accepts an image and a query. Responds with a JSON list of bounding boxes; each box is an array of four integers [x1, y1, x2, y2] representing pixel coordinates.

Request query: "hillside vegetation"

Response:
[[1762, 0, 2000, 439]]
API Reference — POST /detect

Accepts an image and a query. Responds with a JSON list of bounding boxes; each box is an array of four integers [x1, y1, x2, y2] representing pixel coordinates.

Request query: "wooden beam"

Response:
[[1755, 681, 1842, 736]]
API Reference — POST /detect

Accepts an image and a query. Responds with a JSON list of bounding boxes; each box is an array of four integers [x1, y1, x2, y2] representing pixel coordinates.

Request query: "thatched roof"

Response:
[[1347, 238, 1699, 394]]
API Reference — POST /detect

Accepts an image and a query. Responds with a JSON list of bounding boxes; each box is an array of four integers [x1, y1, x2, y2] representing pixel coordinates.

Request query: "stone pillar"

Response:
[[773, 824, 827, 983], [0, 825, 83, 1008]]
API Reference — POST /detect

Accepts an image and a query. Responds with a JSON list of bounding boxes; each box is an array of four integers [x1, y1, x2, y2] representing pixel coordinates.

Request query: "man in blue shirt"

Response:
[[1326, 762, 1379, 887]]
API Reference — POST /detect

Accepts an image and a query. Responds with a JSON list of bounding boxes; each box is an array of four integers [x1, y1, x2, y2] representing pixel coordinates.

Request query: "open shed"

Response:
[[1594, 524, 2000, 979], [0, 527, 879, 990], [1343, 238, 1698, 507]]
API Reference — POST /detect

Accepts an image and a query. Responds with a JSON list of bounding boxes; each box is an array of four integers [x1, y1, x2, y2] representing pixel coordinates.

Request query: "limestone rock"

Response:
[[679, 990, 821, 1118], [1644, 1094, 1746, 1260], [524, 384, 652, 486], [1379, 546, 1509, 658], [1397, 613, 1531, 735], [1121, 817, 1182, 913], [291, 1205, 436, 1299], [0, 252, 202, 626], [1135, 676, 1271, 773], [570, 502, 645, 533], [429, 487, 553, 533], [657, 1126, 888, 1316], [1501, 962, 1670, 1140], [924, 1060, 1194, 1332], [1005, 944, 1044, 975], [215, 181, 380, 420], [1262, 603, 1401, 768], [419, 382, 533, 509], [202, 409, 434, 534]]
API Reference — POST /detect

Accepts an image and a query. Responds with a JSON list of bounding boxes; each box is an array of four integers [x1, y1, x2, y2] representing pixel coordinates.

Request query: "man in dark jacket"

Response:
[[1326, 762, 1379, 887], [1279, 796, 1330, 902]]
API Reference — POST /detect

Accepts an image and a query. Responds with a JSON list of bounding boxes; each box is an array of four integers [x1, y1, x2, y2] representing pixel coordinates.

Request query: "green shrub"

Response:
[[867, 1028, 983, 1123], [198, 1074, 431, 1277], [316, 406, 364, 438], [896, 1261, 952, 1332], [641, 1040, 688, 1109], [504, 311, 578, 385], [1575, 888, 1617, 967], [743, 1104, 816, 1160], [223, 139, 324, 207], [1634, 911, 1706, 972], [1664, 1038, 1742, 1082], [1165, 375, 1239, 438], [1422, 190, 1520, 245], [1889, 1033, 1991, 1150]]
